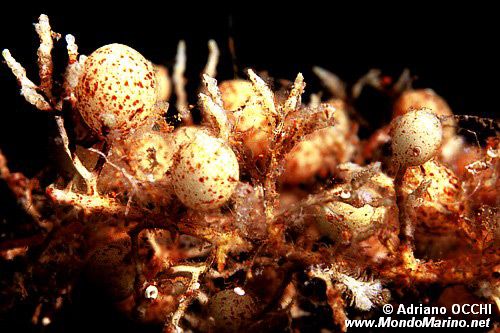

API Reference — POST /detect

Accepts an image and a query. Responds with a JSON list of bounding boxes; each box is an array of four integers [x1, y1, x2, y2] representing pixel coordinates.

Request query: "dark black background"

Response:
[[0, 3, 498, 177], [0, 3, 498, 332]]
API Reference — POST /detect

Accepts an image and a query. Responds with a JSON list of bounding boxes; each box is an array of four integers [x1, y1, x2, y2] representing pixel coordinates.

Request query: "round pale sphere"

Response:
[[208, 289, 256, 332], [75, 44, 159, 136], [171, 127, 239, 210], [393, 89, 455, 140], [391, 109, 443, 167]]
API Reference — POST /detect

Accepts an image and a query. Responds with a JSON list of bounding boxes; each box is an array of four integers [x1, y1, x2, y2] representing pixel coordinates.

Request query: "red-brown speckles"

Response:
[[171, 127, 239, 210], [75, 44, 158, 137], [391, 109, 442, 167]]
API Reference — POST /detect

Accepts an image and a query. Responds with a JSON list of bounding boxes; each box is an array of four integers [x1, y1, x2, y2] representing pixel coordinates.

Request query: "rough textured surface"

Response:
[[233, 97, 273, 158], [220, 79, 274, 158], [120, 130, 174, 183], [75, 44, 159, 136], [283, 100, 357, 184], [401, 159, 462, 230], [1, 15, 498, 331]]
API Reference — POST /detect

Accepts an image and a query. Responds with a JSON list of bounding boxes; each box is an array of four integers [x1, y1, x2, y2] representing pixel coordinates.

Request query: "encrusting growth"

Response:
[[1, 13, 499, 333]]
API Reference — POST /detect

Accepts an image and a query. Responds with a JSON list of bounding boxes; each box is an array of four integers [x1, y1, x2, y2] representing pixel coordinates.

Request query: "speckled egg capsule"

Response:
[[208, 289, 256, 332], [75, 44, 159, 137], [391, 109, 443, 167], [393, 89, 455, 140], [171, 127, 239, 210]]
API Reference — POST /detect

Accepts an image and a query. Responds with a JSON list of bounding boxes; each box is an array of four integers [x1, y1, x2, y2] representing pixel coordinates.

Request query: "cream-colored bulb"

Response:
[[75, 44, 159, 136], [391, 109, 442, 167]]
